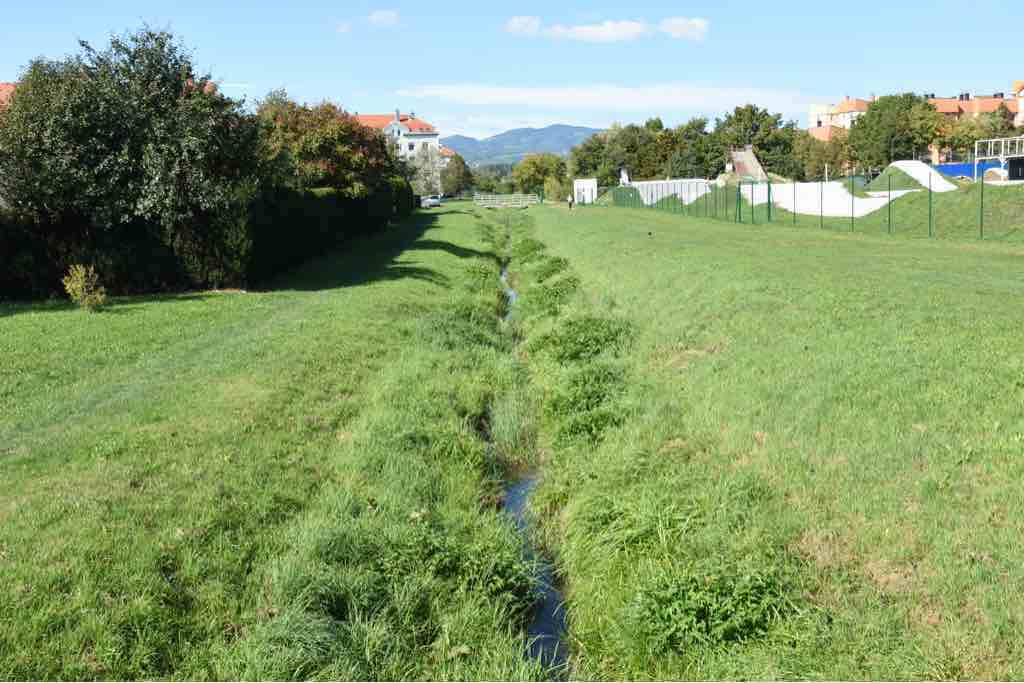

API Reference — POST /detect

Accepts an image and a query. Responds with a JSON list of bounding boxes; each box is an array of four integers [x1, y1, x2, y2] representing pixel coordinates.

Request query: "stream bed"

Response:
[[498, 266, 568, 672]]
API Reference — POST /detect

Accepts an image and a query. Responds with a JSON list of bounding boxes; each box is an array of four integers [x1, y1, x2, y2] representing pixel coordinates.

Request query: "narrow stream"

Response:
[[499, 266, 569, 672]]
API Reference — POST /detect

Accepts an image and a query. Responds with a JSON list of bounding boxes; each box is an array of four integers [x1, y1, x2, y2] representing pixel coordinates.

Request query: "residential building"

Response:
[[928, 86, 1021, 126], [0, 82, 15, 107], [808, 96, 871, 132], [355, 110, 454, 164]]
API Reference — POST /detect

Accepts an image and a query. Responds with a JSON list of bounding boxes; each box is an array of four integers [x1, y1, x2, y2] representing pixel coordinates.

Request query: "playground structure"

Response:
[[974, 136, 1024, 181]]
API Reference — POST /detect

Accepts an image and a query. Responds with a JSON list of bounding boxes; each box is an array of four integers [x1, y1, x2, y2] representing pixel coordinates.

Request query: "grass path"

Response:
[[516, 205, 1024, 679], [0, 206, 546, 679]]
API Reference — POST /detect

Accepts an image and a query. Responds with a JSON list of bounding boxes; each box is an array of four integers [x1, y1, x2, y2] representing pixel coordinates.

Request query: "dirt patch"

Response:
[[654, 342, 724, 370], [658, 438, 689, 455], [794, 529, 852, 570], [863, 558, 924, 594]]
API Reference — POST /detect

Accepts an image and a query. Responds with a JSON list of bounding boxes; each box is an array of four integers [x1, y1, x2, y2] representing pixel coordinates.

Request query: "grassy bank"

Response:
[[0, 204, 548, 679], [514, 204, 1024, 679]]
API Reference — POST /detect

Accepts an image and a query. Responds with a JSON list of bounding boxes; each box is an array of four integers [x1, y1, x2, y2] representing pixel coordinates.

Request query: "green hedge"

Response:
[[0, 180, 415, 301]]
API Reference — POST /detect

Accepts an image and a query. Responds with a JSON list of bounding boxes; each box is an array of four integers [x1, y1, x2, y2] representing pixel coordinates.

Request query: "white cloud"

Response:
[[336, 21, 351, 34], [505, 16, 541, 36], [368, 9, 399, 27], [545, 19, 649, 43], [658, 17, 709, 41], [397, 83, 825, 117]]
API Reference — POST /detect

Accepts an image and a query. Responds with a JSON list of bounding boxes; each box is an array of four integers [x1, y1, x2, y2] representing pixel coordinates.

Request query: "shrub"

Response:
[[531, 315, 632, 362], [532, 256, 569, 284], [62, 264, 107, 310], [629, 556, 795, 654]]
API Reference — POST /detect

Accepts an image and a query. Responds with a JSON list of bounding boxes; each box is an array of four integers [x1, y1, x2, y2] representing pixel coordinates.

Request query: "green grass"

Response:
[[0, 204, 549, 680], [865, 166, 924, 192], [506, 205, 1024, 679], [8, 197, 1024, 679]]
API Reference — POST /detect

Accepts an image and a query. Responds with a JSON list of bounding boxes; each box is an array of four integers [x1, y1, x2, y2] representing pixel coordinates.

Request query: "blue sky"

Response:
[[2, 1, 1022, 139]]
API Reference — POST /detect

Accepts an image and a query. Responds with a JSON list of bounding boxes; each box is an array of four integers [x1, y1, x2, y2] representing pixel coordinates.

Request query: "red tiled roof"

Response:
[[439, 145, 456, 157], [355, 113, 436, 133], [833, 97, 870, 114], [0, 82, 16, 107], [1014, 81, 1024, 96], [929, 97, 1019, 116]]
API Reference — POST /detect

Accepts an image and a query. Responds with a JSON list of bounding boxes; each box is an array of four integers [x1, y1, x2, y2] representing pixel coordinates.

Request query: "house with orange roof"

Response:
[[808, 96, 871, 133], [355, 110, 454, 164], [0, 82, 16, 108]]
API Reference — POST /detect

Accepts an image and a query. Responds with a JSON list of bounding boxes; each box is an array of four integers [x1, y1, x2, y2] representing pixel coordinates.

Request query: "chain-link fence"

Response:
[[603, 172, 1024, 243]]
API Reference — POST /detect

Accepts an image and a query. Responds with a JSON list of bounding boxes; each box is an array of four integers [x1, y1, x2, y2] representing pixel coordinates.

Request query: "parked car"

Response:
[[421, 195, 441, 208]]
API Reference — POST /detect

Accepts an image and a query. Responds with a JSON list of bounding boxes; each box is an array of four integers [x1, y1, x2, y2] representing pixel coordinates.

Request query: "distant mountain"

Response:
[[442, 124, 604, 166]]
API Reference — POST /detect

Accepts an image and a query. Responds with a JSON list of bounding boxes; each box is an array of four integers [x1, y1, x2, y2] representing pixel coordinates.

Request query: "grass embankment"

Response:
[[631, 179, 1024, 243], [513, 205, 1024, 679], [865, 166, 924, 192], [0, 204, 550, 679]]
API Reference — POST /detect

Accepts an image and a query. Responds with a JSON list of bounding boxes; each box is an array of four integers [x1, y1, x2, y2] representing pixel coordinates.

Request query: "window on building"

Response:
[[408, 143, 415, 152]]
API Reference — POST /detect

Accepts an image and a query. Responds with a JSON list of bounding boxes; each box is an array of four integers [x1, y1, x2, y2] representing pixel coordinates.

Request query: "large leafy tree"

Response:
[[440, 152, 473, 195], [256, 90, 396, 197], [847, 94, 940, 167], [512, 153, 566, 194], [792, 130, 852, 180], [0, 28, 261, 229], [710, 105, 801, 178]]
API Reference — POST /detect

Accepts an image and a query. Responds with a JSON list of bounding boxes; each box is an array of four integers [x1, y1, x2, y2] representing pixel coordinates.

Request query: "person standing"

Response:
[[567, 192, 575, 211]]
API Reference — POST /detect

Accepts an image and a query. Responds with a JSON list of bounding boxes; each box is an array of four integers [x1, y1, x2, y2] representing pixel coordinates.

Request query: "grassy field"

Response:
[[504, 204, 1024, 679], [6, 199, 1024, 680], [0, 205, 551, 680]]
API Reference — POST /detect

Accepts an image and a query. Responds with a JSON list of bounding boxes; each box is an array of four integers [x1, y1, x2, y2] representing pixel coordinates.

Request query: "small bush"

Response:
[[630, 556, 795, 654], [532, 315, 631, 362], [62, 264, 107, 311], [525, 275, 580, 317], [511, 238, 545, 264], [532, 256, 569, 284], [546, 362, 626, 444]]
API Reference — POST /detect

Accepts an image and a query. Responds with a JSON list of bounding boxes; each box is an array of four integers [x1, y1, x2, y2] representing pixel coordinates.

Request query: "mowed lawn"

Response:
[[0, 205, 544, 680], [523, 205, 1024, 679]]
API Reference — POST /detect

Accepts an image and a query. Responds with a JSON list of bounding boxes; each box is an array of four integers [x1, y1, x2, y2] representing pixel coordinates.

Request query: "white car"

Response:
[[421, 195, 441, 208]]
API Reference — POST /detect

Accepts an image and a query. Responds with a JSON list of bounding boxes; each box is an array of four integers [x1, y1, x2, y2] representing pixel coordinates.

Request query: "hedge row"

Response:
[[0, 182, 416, 300]]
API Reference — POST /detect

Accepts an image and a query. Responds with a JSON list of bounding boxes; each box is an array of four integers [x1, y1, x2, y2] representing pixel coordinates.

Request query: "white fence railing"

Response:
[[473, 193, 540, 209]]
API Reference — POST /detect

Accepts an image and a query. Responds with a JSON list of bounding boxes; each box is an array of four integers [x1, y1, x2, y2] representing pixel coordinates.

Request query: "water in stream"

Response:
[[498, 266, 568, 672]]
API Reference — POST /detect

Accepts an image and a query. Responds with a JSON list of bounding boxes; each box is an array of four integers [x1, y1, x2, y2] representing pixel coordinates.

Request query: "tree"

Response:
[[256, 91, 396, 197], [570, 133, 615, 186], [663, 117, 713, 178], [543, 175, 567, 203], [793, 130, 852, 180], [0, 28, 261, 229], [710, 105, 801, 179], [412, 145, 443, 195], [440, 153, 473, 196], [512, 153, 566, 194], [847, 94, 936, 167]]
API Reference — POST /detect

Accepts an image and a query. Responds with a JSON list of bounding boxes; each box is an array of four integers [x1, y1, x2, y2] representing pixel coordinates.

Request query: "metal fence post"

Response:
[[767, 181, 773, 223], [979, 176, 985, 239], [819, 179, 824, 229], [793, 181, 797, 226], [928, 172, 933, 238], [888, 173, 892, 234], [849, 172, 855, 232]]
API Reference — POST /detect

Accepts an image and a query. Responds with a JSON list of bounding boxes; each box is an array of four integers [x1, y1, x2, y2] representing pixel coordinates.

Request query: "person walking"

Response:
[[567, 192, 575, 211]]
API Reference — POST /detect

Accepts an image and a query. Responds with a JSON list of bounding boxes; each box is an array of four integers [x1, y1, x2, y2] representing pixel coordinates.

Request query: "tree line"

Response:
[[0, 28, 419, 300], [502, 95, 1020, 196]]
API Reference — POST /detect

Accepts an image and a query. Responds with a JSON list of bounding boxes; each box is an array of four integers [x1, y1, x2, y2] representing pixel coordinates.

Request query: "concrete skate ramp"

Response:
[[743, 182, 918, 218], [890, 160, 958, 192], [731, 148, 768, 181]]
